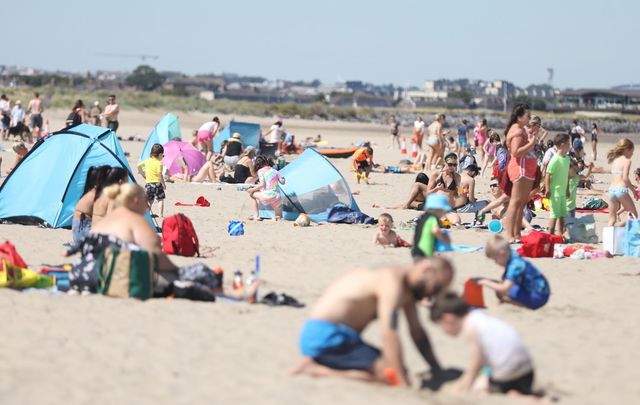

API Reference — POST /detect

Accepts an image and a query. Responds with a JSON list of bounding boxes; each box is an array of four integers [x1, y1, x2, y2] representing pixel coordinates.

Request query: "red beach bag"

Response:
[[517, 231, 563, 258], [161, 214, 200, 257]]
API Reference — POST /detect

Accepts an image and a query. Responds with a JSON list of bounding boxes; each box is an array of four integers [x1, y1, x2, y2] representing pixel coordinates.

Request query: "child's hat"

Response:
[[424, 193, 452, 212], [530, 115, 542, 125]]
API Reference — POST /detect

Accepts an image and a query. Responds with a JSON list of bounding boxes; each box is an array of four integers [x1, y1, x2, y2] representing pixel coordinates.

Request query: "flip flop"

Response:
[[260, 292, 305, 308]]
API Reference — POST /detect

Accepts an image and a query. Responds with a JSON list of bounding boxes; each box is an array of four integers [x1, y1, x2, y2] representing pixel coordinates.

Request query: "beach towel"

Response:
[[327, 205, 376, 225], [435, 241, 483, 253]]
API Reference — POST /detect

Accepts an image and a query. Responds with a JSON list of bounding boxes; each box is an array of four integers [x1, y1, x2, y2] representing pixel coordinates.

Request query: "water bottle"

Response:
[[232, 271, 243, 290]]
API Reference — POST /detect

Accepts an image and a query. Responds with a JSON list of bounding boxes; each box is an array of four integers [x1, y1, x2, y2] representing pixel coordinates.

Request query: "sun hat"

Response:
[[230, 132, 242, 142], [15, 100, 21, 105], [424, 193, 452, 212], [530, 115, 542, 126]]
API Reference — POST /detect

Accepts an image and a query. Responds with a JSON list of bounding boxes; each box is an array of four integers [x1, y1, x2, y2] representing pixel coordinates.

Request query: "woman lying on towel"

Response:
[[66, 183, 257, 300]]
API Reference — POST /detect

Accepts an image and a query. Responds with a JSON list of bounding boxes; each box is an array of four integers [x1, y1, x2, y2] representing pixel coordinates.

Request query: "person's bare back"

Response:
[[310, 267, 409, 332]]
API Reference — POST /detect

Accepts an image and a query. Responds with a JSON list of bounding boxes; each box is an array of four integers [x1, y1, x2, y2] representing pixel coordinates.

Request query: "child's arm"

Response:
[[373, 232, 382, 245], [137, 162, 146, 179], [477, 278, 513, 294], [566, 172, 571, 198], [544, 172, 551, 198], [581, 162, 594, 179], [278, 173, 286, 185], [247, 176, 265, 193], [432, 224, 450, 244], [453, 328, 485, 393]]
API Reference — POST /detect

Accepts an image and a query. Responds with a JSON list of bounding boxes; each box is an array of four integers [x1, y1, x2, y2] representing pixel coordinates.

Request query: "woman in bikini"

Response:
[[427, 153, 462, 224], [607, 138, 637, 226], [425, 114, 448, 170], [503, 104, 539, 243]]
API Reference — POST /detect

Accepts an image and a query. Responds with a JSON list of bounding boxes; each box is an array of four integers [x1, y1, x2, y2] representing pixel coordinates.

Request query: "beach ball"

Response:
[[294, 213, 311, 227]]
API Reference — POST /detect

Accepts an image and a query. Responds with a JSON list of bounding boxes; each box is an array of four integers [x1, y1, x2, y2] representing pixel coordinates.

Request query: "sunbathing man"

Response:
[[290, 257, 454, 386]]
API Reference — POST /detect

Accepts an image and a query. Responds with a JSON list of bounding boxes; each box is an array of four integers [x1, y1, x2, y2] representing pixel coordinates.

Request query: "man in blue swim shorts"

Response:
[[290, 257, 454, 386]]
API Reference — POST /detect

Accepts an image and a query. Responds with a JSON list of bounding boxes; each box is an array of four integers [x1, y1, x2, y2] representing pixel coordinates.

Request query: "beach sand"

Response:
[[1, 110, 639, 405]]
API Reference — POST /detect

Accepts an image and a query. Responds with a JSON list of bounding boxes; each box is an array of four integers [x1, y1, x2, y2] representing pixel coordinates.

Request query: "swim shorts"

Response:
[[145, 182, 165, 201], [458, 136, 467, 147], [507, 156, 537, 182], [489, 370, 534, 395], [548, 193, 567, 219], [507, 283, 549, 310], [299, 319, 381, 370]]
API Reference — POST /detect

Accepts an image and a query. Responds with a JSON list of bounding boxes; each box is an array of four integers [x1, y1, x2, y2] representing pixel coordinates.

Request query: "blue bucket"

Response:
[[227, 220, 245, 236]]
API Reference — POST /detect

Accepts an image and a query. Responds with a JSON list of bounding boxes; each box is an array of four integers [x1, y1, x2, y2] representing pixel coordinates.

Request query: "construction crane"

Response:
[[96, 53, 160, 62]]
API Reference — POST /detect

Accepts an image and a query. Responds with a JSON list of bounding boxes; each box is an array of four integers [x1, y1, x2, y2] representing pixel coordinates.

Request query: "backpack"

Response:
[[584, 197, 608, 210], [161, 214, 200, 257], [517, 231, 563, 258]]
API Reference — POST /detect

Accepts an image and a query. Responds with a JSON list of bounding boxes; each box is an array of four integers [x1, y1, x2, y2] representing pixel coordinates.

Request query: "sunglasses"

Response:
[[446, 162, 457, 167], [490, 183, 499, 188]]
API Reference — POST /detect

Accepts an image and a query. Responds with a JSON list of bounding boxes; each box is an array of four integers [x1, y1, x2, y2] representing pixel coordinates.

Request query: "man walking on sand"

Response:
[[290, 257, 453, 386], [102, 94, 120, 133], [27, 92, 43, 137]]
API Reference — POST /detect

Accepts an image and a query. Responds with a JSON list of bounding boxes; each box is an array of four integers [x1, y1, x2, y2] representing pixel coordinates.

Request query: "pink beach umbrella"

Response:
[[162, 140, 206, 177]]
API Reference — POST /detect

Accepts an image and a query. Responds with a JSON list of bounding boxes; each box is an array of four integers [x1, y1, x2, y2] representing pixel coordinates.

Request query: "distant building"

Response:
[[558, 88, 640, 112]]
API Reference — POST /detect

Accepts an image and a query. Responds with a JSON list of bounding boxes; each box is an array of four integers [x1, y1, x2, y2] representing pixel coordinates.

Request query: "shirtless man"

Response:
[[290, 257, 454, 386], [102, 94, 120, 133], [26, 92, 43, 136]]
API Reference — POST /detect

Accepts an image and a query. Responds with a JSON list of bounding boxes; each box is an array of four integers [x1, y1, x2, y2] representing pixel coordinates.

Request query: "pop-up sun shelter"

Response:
[[213, 120, 261, 153], [258, 148, 360, 222], [139, 113, 181, 162], [0, 124, 137, 228]]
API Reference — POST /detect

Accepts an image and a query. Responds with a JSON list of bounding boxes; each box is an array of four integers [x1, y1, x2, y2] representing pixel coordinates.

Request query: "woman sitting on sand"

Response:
[[223, 133, 244, 169], [452, 164, 489, 214], [427, 153, 462, 223], [72, 165, 111, 243], [92, 167, 129, 226], [68, 183, 258, 300], [233, 146, 258, 184], [476, 177, 534, 230]]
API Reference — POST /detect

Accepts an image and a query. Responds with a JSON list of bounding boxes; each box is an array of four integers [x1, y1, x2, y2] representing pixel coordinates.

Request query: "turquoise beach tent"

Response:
[[139, 113, 181, 162], [258, 148, 360, 222], [0, 124, 138, 228], [213, 120, 261, 153]]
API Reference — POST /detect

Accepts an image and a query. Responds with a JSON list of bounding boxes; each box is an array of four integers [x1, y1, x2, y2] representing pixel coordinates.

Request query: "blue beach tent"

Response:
[[258, 148, 360, 222], [139, 113, 181, 162], [213, 120, 261, 153], [0, 124, 137, 228]]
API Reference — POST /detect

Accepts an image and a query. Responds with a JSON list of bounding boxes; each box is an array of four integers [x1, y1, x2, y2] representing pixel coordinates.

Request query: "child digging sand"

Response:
[[545, 133, 571, 236], [478, 235, 550, 310], [137, 143, 166, 217], [431, 292, 549, 401], [248, 155, 285, 221], [411, 193, 452, 259], [373, 213, 411, 247]]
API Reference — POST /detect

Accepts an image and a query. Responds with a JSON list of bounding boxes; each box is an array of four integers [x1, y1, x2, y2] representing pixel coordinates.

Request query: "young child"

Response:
[[373, 213, 411, 247], [431, 292, 542, 399], [137, 143, 166, 217], [352, 146, 374, 184], [545, 133, 571, 235], [411, 193, 452, 259], [607, 138, 637, 225], [479, 235, 550, 310], [481, 131, 500, 177], [248, 155, 286, 220], [634, 168, 640, 200]]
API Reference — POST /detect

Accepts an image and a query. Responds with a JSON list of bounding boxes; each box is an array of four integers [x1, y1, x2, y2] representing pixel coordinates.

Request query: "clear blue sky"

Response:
[[6, 0, 638, 89]]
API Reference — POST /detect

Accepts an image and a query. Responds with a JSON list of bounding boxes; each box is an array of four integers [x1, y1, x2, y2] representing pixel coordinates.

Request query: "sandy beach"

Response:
[[1, 109, 639, 405]]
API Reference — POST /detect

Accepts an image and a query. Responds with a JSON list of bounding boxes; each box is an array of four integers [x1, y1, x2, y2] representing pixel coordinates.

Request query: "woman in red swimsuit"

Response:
[[503, 103, 538, 243]]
